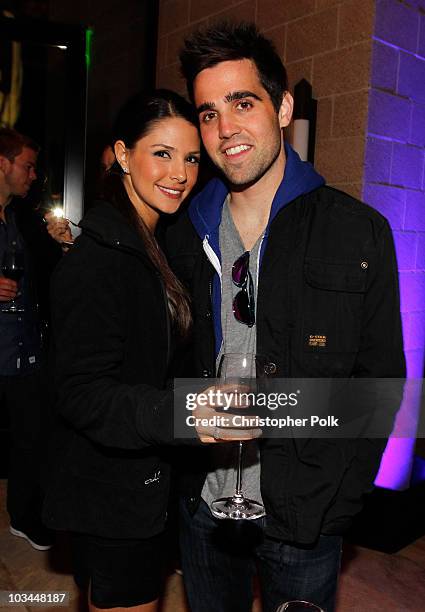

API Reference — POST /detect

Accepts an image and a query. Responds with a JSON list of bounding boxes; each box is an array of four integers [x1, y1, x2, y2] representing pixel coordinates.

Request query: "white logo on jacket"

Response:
[[144, 470, 161, 485]]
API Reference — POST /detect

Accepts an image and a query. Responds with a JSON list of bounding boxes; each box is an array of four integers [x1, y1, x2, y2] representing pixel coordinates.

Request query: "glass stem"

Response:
[[235, 441, 244, 496]]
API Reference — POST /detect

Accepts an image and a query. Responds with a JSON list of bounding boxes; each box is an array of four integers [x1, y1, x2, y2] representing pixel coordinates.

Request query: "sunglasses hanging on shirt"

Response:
[[232, 251, 255, 327]]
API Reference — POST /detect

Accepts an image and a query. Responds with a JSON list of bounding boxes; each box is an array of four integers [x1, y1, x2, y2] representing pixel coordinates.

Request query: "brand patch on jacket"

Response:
[[308, 334, 327, 348]]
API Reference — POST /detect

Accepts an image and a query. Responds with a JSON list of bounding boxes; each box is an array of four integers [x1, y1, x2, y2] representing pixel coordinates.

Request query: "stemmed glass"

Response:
[[211, 352, 266, 520], [1, 245, 25, 313], [276, 602, 324, 611]]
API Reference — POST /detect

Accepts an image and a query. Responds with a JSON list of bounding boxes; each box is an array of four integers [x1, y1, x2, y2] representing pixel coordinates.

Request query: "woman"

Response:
[[42, 90, 201, 612]]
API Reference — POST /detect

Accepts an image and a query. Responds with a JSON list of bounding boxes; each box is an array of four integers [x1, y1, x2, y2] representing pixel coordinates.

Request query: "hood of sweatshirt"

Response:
[[187, 143, 325, 359], [188, 143, 325, 244]]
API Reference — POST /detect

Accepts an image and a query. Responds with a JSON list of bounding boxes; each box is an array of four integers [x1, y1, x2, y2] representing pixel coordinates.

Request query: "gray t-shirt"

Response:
[[201, 199, 265, 514]]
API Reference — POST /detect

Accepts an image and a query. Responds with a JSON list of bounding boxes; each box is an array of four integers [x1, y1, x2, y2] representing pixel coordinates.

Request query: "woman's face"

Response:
[[115, 117, 200, 229]]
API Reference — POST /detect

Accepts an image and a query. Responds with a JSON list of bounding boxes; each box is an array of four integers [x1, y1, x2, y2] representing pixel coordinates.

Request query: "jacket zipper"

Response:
[[202, 235, 222, 280], [256, 235, 265, 296], [208, 277, 217, 373], [203, 235, 223, 369]]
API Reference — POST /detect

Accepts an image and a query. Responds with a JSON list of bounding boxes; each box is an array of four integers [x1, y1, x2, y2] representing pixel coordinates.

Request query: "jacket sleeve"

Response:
[[355, 218, 405, 379], [344, 217, 406, 489], [351, 217, 406, 441], [50, 244, 198, 450]]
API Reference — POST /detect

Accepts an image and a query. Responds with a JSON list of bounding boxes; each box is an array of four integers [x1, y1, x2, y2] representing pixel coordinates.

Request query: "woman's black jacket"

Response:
[[43, 201, 194, 538]]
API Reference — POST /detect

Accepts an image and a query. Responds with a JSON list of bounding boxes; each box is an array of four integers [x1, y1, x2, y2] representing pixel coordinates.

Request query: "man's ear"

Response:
[[278, 92, 294, 129]]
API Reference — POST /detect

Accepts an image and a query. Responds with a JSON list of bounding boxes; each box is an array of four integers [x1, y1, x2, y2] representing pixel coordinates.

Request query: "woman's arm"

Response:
[[51, 242, 182, 449]]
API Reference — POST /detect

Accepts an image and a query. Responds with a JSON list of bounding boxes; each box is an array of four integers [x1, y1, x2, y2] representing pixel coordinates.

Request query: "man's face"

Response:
[[193, 58, 292, 187], [0, 146, 38, 198]]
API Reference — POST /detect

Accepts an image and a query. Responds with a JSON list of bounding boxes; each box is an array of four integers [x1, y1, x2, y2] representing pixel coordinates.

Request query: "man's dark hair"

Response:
[[180, 21, 288, 112], [0, 128, 39, 161]]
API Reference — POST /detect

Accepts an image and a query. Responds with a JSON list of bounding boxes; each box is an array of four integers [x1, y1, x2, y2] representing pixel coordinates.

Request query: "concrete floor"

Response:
[[1, 480, 425, 611]]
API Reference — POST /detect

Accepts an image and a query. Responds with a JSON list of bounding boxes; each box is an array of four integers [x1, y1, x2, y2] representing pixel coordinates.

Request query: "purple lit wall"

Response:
[[364, 0, 425, 489]]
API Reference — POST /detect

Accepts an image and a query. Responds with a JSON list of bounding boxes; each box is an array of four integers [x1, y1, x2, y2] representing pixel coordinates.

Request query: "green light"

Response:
[[85, 27, 94, 69]]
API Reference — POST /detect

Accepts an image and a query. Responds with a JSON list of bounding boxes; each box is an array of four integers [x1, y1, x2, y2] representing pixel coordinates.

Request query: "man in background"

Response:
[[0, 127, 58, 550]]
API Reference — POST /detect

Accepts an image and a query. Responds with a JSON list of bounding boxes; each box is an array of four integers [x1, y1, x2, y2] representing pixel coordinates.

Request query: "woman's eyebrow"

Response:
[[150, 144, 175, 149]]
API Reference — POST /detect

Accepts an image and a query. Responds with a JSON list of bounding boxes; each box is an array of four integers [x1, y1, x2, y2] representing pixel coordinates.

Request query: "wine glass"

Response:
[[1, 245, 25, 313], [276, 602, 325, 611], [211, 352, 266, 520]]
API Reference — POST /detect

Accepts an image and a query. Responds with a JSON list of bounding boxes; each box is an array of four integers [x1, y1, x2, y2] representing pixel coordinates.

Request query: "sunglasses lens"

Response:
[[232, 251, 249, 286], [231, 252, 255, 326], [233, 289, 255, 327]]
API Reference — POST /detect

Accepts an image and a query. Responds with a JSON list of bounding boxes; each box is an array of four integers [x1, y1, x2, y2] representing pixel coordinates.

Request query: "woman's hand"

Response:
[[192, 384, 262, 444], [44, 211, 74, 246]]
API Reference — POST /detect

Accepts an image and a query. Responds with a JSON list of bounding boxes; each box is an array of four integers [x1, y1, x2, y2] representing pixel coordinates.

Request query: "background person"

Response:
[[44, 144, 116, 249], [0, 127, 59, 550]]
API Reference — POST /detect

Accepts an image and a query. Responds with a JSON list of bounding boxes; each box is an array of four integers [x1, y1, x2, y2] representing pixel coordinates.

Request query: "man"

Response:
[[167, 22, 405, 612], [43, 144, 116, 247], [0, 127, 58, 550]]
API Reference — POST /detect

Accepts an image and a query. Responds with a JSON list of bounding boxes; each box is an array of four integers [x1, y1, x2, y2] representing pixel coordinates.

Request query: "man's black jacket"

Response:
[[167, 185, 405, 545]]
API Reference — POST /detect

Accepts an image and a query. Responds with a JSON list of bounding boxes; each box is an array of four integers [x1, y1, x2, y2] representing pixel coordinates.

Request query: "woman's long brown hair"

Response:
[[105, 90, 197, 338]]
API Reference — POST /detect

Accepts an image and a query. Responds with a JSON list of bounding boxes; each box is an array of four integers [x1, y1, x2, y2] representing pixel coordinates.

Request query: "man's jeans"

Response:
[[180, 498, 342, 612]]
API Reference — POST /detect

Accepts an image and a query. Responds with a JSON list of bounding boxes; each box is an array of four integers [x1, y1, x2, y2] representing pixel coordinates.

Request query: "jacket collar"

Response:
[[79, 200, 151, 259], [188, 143, 325, 242], [187, 143, 325, 359]]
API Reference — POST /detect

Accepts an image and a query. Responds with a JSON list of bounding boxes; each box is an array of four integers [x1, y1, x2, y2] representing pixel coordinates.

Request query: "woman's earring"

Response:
[[120, 159, 129, 174]]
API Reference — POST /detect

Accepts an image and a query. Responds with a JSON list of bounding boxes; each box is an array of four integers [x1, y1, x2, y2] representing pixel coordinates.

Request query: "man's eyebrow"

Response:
[[196, 91, 262, 114], [196, 101, 215, 114], [225, 90, 262, 102]]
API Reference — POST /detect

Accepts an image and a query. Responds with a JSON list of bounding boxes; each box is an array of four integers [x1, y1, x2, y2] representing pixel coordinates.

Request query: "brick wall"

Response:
[[364, 0, 425, 379], [156, 0, 376, 199], [364, 0, 425, 489]]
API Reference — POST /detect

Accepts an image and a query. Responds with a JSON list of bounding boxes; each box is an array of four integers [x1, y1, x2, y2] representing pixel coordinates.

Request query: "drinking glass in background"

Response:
[[1, 244, 25, 313], [276, 601, 325, 611]]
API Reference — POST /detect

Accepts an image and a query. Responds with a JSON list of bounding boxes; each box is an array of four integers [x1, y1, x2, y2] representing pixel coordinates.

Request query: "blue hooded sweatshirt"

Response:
[[188, 143, 325, 358]]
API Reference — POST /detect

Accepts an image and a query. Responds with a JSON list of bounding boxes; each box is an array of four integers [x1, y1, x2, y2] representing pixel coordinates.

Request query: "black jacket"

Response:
[[43, 201, 196, 538], [0, 201, 61, 374], [167, 184, 405, 545]]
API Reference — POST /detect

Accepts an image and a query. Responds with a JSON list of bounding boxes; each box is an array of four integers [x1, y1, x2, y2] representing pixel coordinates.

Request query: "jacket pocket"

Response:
[[67, 433, 164, 492], [302, 257, 367, 354]]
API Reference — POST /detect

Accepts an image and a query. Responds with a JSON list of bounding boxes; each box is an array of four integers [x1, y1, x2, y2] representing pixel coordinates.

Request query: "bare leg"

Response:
[[89, 599, 159, 612]]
